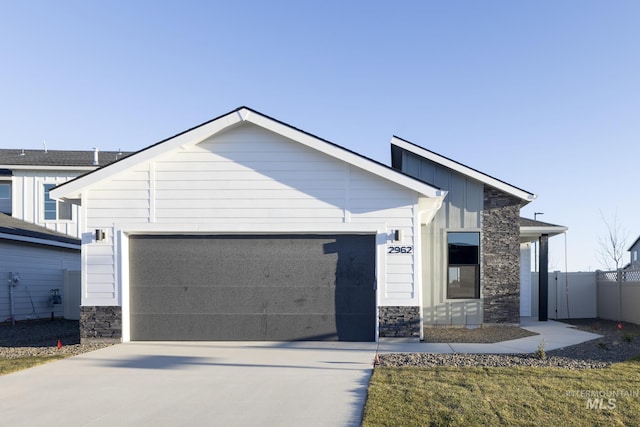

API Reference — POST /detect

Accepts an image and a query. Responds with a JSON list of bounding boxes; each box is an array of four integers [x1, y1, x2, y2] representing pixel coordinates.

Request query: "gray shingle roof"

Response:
[[0, 213, 80, 247], [520, 217, 565, 228], [0, 149, 132, 167]]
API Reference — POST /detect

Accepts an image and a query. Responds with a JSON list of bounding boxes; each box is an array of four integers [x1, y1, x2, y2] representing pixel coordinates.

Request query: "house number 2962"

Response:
[[387, 246, 413, 254]]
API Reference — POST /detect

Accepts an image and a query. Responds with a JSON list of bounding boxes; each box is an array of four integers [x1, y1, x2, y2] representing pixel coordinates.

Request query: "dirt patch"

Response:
[[423, 325, 538, 343]]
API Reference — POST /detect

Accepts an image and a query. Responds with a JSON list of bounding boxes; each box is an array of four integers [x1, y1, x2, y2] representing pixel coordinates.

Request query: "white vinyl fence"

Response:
[[596, 269, 640, 324], [530, 272, 597, 319]]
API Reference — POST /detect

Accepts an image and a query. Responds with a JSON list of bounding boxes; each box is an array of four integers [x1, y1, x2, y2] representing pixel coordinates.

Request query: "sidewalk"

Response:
[[377, 318, 603, 354]]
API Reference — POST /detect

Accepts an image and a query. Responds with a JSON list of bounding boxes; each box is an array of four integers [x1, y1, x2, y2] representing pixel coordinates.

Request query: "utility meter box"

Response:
[[49, 289, 62, 305]]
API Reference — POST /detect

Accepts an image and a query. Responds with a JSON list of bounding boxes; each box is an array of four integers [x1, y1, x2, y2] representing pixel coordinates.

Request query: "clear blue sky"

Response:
[[2, 1, 639, 271]]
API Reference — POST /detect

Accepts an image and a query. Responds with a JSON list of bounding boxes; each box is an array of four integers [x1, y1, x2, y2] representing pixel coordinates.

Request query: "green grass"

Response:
[[362, 356, 640, 426], [0, 355, 68, 376]]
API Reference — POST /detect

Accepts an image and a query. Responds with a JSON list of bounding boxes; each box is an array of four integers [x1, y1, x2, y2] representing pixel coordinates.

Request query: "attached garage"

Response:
[[51, 107, 446, 342], [129, 234, 376, 341]]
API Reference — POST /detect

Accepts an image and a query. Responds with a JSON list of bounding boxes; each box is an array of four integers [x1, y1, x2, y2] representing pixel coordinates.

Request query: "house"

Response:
[[0, 148, 130, 237], [51, 106, 557, 342], [0, 213, 80, 322], [0, 149, 129, 323], [628, 236, 640, 269]]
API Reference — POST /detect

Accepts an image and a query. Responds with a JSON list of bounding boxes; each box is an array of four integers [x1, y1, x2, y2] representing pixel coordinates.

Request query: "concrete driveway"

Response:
[[0, 341, 377, 427]]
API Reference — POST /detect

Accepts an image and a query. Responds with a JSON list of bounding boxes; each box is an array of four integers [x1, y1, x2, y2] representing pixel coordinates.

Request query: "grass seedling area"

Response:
[[362, 357, 640, 426], [0, 355, 67, 376]]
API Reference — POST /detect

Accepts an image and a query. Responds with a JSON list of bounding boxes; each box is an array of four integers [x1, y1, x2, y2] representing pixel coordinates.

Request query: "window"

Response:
[[43, 184, 72, 220], [634, 251, 638, 263], [447, 232, 480, 299], [0, 183, 9, 199]]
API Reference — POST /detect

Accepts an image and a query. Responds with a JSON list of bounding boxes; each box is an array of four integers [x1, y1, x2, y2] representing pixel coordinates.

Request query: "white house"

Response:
[[0, 149, 129, 323], [0, 148, 129, 237], [52, 107, 447, 342], [51, 107, 561, 342], [0, 213, 81, 322]]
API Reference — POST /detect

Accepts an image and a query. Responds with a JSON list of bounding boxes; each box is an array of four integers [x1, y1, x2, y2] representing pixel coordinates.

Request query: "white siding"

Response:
[[0, 240, 80, 321], [82, 123, 422, 307], [11, 170, 86, 238]]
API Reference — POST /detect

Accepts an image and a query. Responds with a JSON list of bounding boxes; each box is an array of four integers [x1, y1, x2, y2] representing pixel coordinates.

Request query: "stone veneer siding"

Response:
[[378, 306, 420, 338], [482, 187, 522, 324], [80, 306, 122, 343]]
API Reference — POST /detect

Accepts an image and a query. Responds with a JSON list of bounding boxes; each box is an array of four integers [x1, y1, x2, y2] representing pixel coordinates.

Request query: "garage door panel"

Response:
[[131, 313, 374, 341], [129, 235, 375, 341], [131, 286, 369, 315]]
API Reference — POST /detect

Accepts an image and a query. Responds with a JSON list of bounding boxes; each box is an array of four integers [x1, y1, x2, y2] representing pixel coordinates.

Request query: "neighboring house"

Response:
[[51, 106, 558, 342], [0, 213, 81, 322], [0, 149, 130, 323], [628, 236, 640, 269], [0, 148, 130, 238]]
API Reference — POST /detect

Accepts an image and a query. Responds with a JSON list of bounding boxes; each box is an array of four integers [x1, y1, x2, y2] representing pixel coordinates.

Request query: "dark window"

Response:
[[447, 232, 480, 299]]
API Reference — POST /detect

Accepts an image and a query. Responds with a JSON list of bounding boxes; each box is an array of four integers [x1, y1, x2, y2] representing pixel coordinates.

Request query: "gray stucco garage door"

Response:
[[129, 234, 376, 341]]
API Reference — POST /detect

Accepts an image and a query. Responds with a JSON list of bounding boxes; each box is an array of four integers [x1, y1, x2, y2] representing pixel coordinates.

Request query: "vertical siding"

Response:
[[0, 240, 80, 321], [82, 123, 421, 306], [11, 170, 86, 238], [403, 151, 484, 325]]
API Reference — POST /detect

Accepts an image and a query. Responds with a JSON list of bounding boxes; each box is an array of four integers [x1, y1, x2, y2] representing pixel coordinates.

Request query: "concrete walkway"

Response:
[[378, 318, 603, 354], [0, 319, 601, 427]]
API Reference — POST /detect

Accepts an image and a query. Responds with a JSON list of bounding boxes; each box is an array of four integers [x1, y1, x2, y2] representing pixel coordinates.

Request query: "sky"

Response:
[[1, 1, 639, 272]]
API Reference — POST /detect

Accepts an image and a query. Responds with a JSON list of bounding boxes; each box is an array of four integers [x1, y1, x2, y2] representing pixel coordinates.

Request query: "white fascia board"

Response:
[[391, 136, 536, 202], [51, 111, 245, 200], [244, 110, 444, 198], [520, 226, 568, 242], [0, 233, 81, 250]]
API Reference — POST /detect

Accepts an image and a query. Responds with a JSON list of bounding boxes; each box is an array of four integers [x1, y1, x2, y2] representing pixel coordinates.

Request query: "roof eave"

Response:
[[391, 136, 537, 203]]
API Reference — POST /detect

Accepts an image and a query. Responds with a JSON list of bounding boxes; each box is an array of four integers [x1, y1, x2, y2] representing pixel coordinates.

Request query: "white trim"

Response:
[[520, 226, 568, 242], [112, 222, 383, 235], [52, 108, 447, 201], [118, 230, 130, 342], [391, 136, 536, 202], [0, 232, 80, 250]]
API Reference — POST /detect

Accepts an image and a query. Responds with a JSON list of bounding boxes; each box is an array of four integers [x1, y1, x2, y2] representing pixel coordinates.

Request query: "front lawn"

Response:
[[362, 356, 640, 426], [0, 355, 67, 376]]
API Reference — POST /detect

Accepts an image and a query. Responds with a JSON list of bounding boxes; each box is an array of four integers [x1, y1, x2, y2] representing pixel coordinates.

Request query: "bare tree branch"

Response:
[[597, 210, 629, 270]]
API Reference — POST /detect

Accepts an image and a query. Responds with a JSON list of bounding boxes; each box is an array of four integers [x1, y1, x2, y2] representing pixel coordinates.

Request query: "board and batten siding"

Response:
[[11, 170, 85, 238], [0, 240, 79, 321], [81, 123, 421, 307], [403, 151, 484, 325]]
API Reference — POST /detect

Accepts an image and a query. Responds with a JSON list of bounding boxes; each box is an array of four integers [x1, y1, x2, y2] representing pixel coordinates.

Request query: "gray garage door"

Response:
[[129, 234, 376, 341]]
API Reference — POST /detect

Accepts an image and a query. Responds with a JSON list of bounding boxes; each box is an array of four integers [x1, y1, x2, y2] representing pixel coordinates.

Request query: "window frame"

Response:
[[0, 183, 10, 199], [42, 183, 72, 221], [446, 231, 481, 300]]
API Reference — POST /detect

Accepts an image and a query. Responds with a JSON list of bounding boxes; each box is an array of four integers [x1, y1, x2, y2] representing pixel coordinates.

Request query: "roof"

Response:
[[628, 235, 640, 252], [52, 106, 447, 201], [0, 213, 80, 249], [520, 217, 568, 242], [0, 149, 132, 168], [390, 136, 536, 203]]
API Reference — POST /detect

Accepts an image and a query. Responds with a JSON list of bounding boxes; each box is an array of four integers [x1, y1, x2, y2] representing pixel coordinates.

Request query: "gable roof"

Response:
[[628, 235, 640, 252], [51, 107, 446, 200], [0, 149, 132, 169], [391, 136, 536, 203], [0, 213, 80, 249]]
